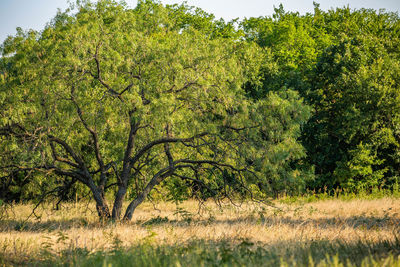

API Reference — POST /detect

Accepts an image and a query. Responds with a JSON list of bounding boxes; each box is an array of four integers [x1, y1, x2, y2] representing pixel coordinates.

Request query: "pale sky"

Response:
[[1, 0, 399, 44]]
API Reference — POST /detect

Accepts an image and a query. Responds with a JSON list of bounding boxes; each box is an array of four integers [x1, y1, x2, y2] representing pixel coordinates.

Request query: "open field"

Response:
[[0, 197, 400, 266]]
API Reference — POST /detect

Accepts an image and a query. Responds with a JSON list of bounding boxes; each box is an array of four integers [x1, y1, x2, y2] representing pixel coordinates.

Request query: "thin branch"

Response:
[[173, 173, 217, 196], [130, 132, 209, 166], [49, 141, 80, 168], [70, 86, 106, 187], [91, 41, 140, 101], [47, 135, 85, 169], [174, 159, 246, 172]]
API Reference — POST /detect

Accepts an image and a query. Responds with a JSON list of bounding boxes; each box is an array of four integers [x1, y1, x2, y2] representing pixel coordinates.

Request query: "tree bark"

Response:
[[112, 115, 138, 220], [88, 179, 111, 219], [112, 185, 126, 220], [123, 168, 173, 221]]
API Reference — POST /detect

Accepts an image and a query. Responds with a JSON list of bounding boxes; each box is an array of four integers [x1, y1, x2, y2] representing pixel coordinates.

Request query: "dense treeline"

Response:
[[0, 0, 399, 214], [242, 3, 400, 191]]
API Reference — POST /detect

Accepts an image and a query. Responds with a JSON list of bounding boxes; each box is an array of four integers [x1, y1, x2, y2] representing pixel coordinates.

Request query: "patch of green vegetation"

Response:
[[279, 185, 400, 205], [2, 238, 397, 267], [142, 216, 170, 226]]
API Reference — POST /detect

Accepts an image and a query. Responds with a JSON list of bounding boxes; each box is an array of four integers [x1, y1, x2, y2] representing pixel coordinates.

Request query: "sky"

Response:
[[1, 0, 400, 44]]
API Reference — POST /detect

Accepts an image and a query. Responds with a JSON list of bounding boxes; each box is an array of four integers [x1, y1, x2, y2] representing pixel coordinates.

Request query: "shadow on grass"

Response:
[[0, 218, 105, 232], [1, 213, 399, 232], [138, 214, 400, 230], [213, 215, 400, 229]]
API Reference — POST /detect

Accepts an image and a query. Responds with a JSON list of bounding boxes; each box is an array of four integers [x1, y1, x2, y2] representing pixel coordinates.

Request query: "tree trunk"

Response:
[[122, 190, 146, 221], [88, 180, 111, 219], [95, 198, 111, 220], [112, 186, 127, 220], [123, 169, 172, 221]]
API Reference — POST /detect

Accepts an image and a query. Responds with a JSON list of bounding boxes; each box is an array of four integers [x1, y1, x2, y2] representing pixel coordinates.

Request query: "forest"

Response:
[[0, 0, 400, 266]]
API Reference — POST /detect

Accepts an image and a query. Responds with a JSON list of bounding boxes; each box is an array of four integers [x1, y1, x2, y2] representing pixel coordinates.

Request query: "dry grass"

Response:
[[0, 198, 399, 266]]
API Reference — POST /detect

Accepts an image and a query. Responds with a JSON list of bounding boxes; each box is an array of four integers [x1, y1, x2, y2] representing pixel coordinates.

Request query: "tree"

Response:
[[0, 0, 310, 220]]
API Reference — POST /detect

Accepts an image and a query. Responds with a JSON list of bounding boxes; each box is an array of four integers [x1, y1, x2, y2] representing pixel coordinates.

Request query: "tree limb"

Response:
[[130, 132, 209, 166]]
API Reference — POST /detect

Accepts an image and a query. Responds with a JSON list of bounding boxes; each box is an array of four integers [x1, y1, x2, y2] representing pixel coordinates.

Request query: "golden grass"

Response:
[[0, 198, 399, 264]]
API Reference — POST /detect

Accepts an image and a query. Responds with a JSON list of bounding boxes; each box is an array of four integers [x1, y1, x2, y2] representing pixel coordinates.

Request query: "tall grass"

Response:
[[26, 239, 400, 267], [0, 194, 399, 266]]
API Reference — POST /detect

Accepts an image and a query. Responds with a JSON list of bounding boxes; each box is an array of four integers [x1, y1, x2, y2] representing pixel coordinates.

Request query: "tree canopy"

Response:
[[0, 0, 309, 220]]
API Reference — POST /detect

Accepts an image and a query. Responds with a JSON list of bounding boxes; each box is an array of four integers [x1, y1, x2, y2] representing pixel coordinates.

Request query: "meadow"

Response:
[[2, 1, 400, 266], [0, 193, 399, 266]]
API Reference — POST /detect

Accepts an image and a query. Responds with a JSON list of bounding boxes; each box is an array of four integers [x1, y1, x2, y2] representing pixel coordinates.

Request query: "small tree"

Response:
[[0, 0, 310, 220]]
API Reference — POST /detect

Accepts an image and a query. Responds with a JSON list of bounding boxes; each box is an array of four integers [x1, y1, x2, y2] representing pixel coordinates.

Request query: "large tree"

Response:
[[0, 0, 310, 220]]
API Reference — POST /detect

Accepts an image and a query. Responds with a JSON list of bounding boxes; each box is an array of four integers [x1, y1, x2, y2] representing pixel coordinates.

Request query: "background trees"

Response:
[[305, 35, 400, 190], [241, 4, 400, 191]]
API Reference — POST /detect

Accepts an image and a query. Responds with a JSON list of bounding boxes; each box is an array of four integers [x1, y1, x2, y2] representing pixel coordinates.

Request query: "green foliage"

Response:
[[242, 4, 400, 192], [334, 143, 387, 191], [241, 4, 333, 98], [0, 0, 310, 214], [305, 34, 400, 190], [243, 89, 312, 195]]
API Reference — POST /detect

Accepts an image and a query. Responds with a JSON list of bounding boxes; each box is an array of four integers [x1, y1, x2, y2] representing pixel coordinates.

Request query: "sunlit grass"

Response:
[[0, 197, 399, 266]]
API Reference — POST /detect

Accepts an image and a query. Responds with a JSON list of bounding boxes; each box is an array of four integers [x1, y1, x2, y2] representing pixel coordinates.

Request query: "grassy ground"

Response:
[[0, 197, 399, 266]]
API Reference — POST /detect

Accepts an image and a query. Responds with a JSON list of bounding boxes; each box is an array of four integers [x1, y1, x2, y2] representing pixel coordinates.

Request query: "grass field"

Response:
[[0, 196, 399, 266]]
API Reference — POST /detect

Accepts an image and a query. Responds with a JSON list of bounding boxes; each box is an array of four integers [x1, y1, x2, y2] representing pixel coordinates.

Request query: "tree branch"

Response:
[[130, 132, 209, 166], [70, 86, 106, 187], [47, 135, 86, 169], [172, 173, 217, 196], [91, 41, 139, 101], [49, 141, 80, 168], [123, 165, 175, 221], [121, 110, 140, 185]]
